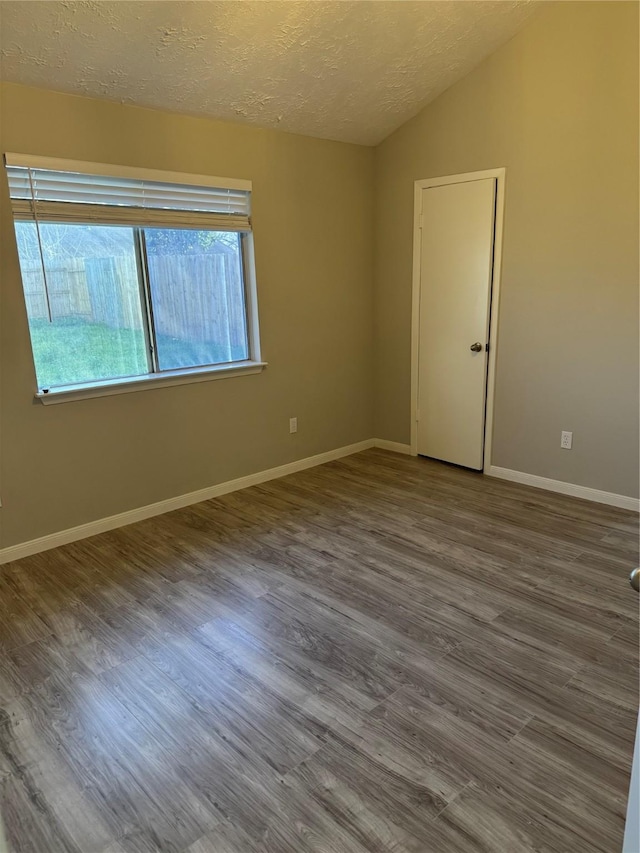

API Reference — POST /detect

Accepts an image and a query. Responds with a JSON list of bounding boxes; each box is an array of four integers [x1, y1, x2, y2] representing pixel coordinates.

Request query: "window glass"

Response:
[[144, 229, 249, 371], [14, 222, 148, 389]]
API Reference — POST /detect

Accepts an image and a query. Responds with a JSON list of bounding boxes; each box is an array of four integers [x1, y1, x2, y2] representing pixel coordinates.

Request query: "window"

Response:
[[5, 155, 264, 402]]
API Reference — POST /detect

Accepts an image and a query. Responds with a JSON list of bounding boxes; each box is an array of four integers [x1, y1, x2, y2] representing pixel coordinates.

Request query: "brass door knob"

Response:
[[470, 342, 483, 353]]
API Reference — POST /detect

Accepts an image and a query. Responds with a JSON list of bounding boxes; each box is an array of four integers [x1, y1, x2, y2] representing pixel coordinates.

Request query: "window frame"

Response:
[[5, 155, 266, 405]]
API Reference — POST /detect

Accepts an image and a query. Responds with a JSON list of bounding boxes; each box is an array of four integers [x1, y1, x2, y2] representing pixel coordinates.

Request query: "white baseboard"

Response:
[[14, 442, 625, 566], [0, 439, 376, 565], [373, 439, 413, 455], [487, 466, 640, 512]]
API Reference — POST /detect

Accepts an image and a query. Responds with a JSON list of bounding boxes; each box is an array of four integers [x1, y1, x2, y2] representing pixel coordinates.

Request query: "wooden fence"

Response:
[[85, 256, 143, 331], [20, 253, 246, 350], [21, 259, 92, 322], [147, 253, 246, 348]]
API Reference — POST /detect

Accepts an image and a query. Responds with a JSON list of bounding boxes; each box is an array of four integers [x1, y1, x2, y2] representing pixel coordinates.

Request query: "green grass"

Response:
[[28, 319, 246, 389]]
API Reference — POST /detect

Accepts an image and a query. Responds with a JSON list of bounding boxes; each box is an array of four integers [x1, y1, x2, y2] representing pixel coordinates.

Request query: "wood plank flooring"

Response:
[[0, 449, 638, 852]]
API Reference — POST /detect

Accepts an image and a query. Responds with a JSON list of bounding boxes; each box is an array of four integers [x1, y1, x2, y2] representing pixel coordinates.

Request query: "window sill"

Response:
[[35, 360, 268, 405]]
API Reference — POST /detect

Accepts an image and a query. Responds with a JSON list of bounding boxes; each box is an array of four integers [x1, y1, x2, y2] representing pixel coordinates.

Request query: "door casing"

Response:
[[410, 168, 506, 471]]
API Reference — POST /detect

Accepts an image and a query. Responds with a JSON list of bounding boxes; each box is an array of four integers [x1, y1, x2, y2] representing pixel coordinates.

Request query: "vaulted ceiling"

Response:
[[0, 1, 537, 145]]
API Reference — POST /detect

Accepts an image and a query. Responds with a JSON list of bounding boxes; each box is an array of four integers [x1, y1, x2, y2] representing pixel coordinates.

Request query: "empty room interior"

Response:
[[0, 1, 639, 851]]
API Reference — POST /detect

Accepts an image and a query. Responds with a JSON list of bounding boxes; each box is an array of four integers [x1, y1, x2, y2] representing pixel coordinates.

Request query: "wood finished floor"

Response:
[[0, 449, 638, 853]]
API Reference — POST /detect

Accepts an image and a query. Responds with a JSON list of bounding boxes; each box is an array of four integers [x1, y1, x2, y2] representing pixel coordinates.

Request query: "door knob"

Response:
[[470, 342, 483, 352], [631, 568, 639, 592]]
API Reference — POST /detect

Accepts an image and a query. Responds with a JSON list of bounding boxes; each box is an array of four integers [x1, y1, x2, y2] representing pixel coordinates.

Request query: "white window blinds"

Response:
[[4, 154, 252, 232]]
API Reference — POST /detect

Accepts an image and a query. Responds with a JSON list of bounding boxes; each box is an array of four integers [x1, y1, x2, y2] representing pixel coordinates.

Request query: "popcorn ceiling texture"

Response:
[[0, 1, 536, 145]]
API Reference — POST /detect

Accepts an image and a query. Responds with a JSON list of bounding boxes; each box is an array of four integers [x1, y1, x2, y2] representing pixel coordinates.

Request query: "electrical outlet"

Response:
[[561, 430, 573, 450], [289, 417, 298, 434]]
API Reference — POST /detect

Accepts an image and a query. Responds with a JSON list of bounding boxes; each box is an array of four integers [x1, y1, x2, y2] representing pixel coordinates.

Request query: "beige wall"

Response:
[[0, 83, 374, 547], [374, 1, 639, 498], [1, 1, 637, 550]]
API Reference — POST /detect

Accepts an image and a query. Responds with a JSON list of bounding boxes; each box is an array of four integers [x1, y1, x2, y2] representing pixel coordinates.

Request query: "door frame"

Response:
[[410, 168, 506, 471]]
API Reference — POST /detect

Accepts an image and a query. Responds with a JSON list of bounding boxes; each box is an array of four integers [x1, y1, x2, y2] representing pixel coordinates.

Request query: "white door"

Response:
[[417, 178, 496, 470], [623, 714, 639, 852]]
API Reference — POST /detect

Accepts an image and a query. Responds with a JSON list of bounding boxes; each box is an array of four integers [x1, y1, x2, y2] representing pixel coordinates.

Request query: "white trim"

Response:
[[373, 439, 413, 455], [6, 438, 633, 567], [410, 179, 423, 459], [0, 440, 375, 564], [482, 172, 505, 472], [487, 466, 640, 512], [242, 232, 262, 364], [36, 361, 268, 405], [622, 716, 640, 853], [416, 169, 504, 189], [410, 168, 506, 472], [4, 152, 252, 192]]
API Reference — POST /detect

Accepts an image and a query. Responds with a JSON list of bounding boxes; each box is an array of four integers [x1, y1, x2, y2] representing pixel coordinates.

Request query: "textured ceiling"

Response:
[[0, 1, 537, 145]]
